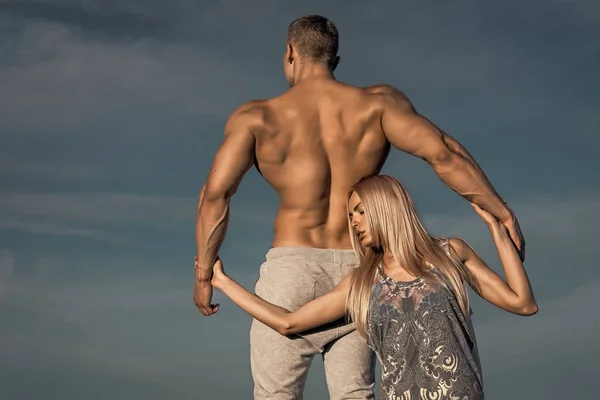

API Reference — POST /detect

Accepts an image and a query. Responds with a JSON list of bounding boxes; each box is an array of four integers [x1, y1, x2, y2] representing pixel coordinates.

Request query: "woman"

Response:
[[205, 175, 537, 399]]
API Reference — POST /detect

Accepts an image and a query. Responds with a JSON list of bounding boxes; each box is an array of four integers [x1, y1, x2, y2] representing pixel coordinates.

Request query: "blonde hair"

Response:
[[346, 175, 481, 338]]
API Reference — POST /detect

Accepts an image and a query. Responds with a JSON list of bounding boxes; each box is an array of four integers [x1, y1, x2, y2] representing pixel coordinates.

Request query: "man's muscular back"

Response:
[[249, 80, 392, 249], [199, 79, 518, 259]]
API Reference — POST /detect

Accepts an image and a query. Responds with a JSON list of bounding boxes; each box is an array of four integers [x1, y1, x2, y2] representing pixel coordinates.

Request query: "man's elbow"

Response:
[[196, 186, 232, 227], [203, 184, 233, 203], [197, 186, 232, 213]]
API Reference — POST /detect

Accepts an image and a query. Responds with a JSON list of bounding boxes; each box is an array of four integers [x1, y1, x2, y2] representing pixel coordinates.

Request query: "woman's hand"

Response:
[[471, 203, 502, 230], [210, 257, 228, 291], [193, 256, 229, 292]]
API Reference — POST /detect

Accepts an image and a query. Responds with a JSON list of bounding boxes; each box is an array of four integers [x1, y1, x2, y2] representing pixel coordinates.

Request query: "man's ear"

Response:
[[286, 43, 295, 64], [331, 56, 340, 71]]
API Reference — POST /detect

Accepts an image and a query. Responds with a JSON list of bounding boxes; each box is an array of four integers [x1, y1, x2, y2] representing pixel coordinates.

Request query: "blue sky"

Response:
[[1, 1, 599, 399]]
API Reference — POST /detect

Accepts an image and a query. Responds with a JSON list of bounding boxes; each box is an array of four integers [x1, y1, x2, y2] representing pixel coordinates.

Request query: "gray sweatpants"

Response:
[[250, 247, 376, 400]]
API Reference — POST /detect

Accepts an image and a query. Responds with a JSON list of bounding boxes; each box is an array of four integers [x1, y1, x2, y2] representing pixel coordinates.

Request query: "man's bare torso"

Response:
[[247, 80, 392, 249]]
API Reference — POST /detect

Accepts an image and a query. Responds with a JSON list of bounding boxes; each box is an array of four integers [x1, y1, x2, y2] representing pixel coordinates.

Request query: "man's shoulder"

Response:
[[230, 99, 270, 117], [360, 84, 414, 113], [226, 99, 271, 128], [363, 84, 409, 100]]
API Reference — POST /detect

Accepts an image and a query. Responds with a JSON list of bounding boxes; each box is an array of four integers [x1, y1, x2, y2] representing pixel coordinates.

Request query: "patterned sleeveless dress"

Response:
[[367, 260, 484, 399]]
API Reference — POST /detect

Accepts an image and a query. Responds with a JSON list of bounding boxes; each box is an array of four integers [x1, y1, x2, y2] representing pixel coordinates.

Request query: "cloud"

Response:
[[0, 250, 16, 300], [0, 0, 166, 39], [2, 0, 597, 201], [0, 249, 15, 278], [0, 191, 196, 244], [0, 253, 60, 302], [2, 0, 598, 141], [0, 254, 257, 399], [0, 19, 278, 137], [0, 192, 194, 227], [424, 190, 600, 241], [0, 155, 108, 181], [0, 189, 276, 243], [0, 220, 123, 243]]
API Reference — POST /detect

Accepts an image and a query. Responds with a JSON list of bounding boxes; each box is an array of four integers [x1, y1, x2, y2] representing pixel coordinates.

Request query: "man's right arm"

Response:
[[194, 102, 261, 315], [375, 85, 525, 260]]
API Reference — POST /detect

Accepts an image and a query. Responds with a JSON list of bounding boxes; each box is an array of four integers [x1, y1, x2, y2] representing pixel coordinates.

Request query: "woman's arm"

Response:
[[211, 259, 351, 335], [449, 204, 538, 316]]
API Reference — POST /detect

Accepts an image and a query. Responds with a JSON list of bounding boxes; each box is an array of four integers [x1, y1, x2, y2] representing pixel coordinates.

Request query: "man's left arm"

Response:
[[194, 103, 260, 316], [377, 85, 525, 260]]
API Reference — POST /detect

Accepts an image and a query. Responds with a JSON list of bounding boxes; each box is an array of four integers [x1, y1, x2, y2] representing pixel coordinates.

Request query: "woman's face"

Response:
[[348, 191, 375, 247]]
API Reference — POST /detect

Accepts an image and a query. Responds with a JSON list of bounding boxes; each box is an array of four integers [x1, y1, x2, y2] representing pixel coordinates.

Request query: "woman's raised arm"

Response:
[[449, 204, 537, 316]]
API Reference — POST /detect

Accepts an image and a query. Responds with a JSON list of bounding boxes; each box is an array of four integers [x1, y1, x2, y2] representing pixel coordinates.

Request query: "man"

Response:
[[194, 14, 524, 400]]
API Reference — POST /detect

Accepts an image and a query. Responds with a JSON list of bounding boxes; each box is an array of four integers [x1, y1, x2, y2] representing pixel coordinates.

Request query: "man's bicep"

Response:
[[204, 119, 256, 199], [380, 91, 449, 162]]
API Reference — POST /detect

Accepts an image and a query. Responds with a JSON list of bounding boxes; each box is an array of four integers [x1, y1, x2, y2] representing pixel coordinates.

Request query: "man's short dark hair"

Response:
[[287, 15, 339, 64]]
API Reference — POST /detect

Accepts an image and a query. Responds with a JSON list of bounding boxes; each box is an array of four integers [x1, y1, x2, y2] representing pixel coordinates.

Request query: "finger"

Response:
[[200, 306, 212, 316], [507, 227, 521, 249], [512, 231, 521, 248], [512, 233, 522, 251], [510, 233, 525, 262], [193, 298, 209, 315], [202, 306, 217, 316], [519, 232, 526, 261], [517, 247, 524, 262]]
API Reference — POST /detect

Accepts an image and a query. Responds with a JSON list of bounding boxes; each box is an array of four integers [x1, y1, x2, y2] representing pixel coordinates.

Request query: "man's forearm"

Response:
[[432, 148, 510, 222], [198, 183, 206, 208], [196, 194, 230, 280]]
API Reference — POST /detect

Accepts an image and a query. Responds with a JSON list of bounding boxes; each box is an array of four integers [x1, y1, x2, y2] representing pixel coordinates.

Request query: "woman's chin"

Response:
[[360, 238, 373, 247]]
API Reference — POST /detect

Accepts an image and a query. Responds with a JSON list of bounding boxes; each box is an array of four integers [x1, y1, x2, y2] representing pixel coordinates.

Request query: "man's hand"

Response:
[[498, 208, 525, 262], [193, 257, 220, 316]]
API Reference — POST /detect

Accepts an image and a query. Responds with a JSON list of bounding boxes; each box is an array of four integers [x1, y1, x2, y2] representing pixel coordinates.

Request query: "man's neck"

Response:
[[293, 63, 336, 86]]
